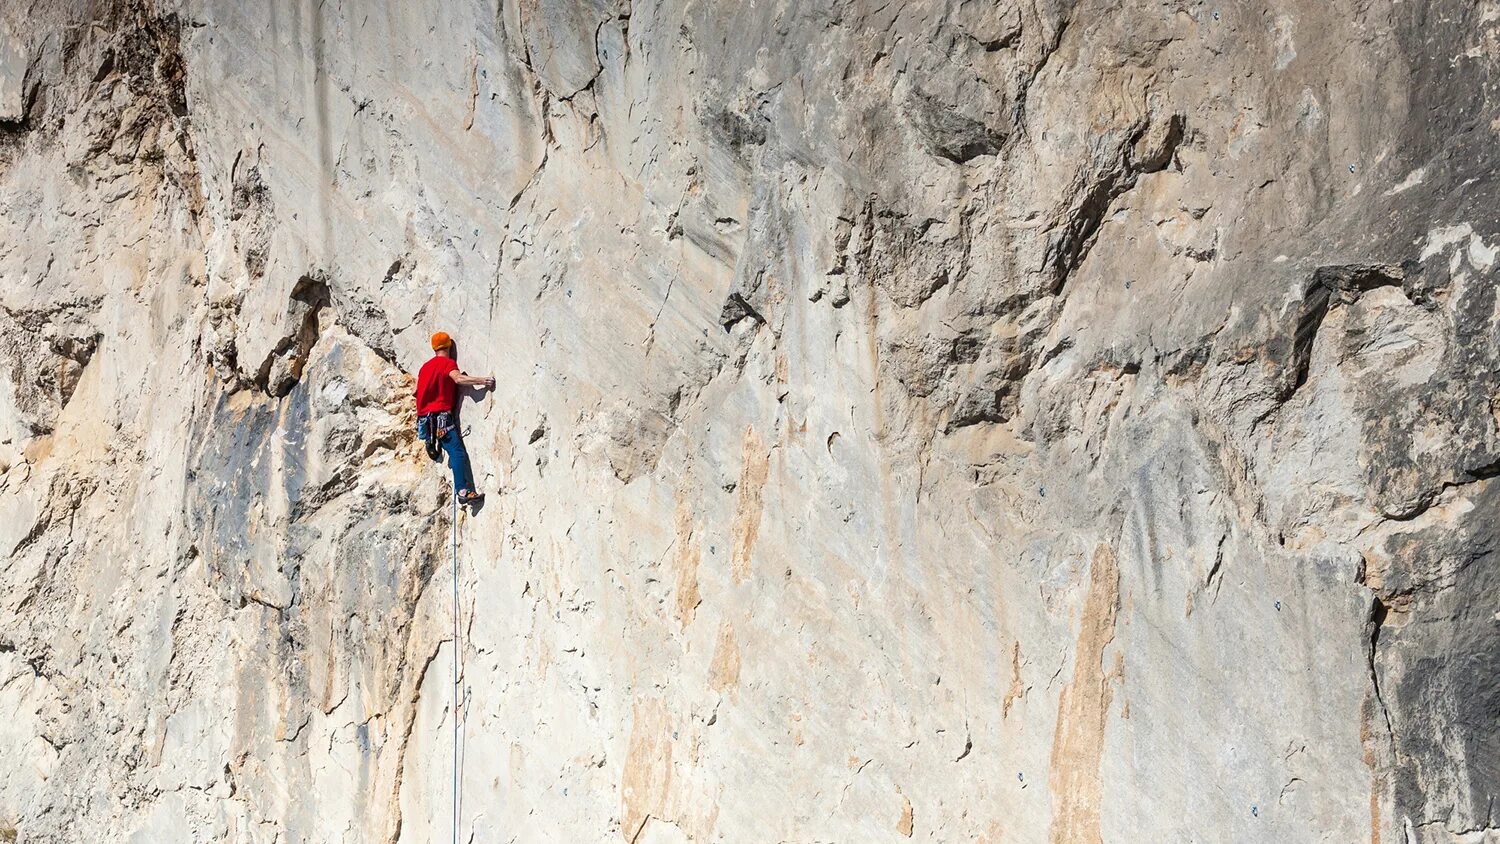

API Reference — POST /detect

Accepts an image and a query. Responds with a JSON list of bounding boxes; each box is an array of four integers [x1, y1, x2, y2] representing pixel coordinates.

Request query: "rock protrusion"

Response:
[[256, 275, 330, 398]]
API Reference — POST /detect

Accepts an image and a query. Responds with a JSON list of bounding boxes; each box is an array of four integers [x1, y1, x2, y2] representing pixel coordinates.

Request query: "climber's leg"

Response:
[[439, 425, 477, 496]]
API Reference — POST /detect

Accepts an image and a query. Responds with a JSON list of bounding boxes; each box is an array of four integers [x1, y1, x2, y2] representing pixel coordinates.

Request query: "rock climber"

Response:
[[416, 331, 495, 504]]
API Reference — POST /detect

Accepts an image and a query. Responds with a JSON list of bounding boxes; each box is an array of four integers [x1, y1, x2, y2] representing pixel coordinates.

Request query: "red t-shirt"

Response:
[[415, 356, 459, 415]]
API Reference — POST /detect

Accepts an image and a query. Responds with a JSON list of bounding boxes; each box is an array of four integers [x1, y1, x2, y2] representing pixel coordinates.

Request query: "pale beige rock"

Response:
[[0, 1, 1496, 842]]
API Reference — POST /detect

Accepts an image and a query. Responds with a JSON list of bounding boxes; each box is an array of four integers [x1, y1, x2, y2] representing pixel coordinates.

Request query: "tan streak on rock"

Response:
[[1361, 703, 1384, 844], [729, 427, 769, 584], [462, 50, 477, 131], [621, 698, 674, 843], [1047, 545, 1121, 844], [708, 622, 740, 692], [1003, 641, 1026, 719], [672, 494, 701, 628], [896, 789, 914, 837]]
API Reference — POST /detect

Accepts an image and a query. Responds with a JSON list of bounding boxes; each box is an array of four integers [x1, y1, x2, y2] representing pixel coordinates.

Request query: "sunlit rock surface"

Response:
[[0, 0, 1496, 841]]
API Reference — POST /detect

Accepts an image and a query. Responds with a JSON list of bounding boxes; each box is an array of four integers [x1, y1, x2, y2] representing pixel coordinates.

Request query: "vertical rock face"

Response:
[[0, 0, 1495, 841]]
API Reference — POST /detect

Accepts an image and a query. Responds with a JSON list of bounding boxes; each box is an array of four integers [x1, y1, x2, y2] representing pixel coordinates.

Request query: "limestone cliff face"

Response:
[[0, 0, 1496, 841]]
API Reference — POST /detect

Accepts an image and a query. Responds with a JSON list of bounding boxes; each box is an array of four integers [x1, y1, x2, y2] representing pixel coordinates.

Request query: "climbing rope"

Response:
[[451, 484, 461, 844]]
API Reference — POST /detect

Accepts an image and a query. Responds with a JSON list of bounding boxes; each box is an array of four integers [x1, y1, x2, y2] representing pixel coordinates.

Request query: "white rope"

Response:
[[451, 483, 460, 844]]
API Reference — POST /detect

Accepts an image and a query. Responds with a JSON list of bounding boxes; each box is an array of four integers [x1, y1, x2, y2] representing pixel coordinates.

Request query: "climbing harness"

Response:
[[419, 411, 454, 463]]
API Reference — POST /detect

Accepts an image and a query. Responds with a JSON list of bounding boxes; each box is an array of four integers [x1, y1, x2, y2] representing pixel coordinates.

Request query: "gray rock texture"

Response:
[[0, 0, 1497, 841]]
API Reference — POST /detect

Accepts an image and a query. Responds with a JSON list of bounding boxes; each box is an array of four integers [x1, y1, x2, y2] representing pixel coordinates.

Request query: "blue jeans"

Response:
[[441, 426, 476, 494], [419, 415, 476, 494]]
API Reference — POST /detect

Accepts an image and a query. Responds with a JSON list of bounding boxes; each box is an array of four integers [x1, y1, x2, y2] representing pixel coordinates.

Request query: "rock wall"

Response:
[[0, 0, 1496, 841]]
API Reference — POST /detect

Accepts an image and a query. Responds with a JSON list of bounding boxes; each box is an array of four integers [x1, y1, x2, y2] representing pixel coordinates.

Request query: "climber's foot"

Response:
[[457, 489, 485, 505]]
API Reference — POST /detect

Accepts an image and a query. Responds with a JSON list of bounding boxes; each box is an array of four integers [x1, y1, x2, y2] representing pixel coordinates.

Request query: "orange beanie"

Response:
[[431, 331, 452, 351]]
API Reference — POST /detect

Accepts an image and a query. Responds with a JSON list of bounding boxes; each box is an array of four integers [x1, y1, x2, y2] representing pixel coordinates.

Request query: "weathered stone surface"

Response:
[[0, 0, 1497, 841]]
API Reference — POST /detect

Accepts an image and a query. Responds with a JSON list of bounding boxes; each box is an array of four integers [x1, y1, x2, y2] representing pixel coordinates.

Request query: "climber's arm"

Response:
[[448, 370, 496, 389]]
